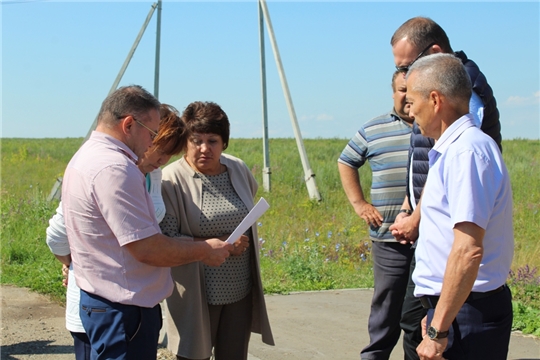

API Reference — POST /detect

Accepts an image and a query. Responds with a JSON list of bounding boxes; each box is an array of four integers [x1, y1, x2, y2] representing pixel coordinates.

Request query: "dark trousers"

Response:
[[361, 241, 414, 360], [209, 293, 253, 360], [175, 294, 253, 360], [400, 254, 426, 360], [426, 286, 513, 360], [80, 290, 162, 360], [71, 331, 92, 360]]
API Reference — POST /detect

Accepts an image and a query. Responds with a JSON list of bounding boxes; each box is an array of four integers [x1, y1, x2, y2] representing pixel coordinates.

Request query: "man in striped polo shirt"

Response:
[[338, 70, 414, 360]]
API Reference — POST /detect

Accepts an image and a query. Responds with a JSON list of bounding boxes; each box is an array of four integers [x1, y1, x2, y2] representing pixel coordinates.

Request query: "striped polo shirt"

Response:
[[338, 110, 412, 242]]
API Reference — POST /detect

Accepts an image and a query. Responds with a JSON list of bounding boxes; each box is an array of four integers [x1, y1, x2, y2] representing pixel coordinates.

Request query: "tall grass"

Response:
[[1, 138, 539, 334]]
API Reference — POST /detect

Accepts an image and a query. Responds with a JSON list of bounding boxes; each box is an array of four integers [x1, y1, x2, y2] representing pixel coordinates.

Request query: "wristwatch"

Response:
[[427, 326, 449, 340], [399, 209, 412, 215]]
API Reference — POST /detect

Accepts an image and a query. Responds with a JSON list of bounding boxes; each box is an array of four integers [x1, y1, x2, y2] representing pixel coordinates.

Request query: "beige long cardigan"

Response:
[[160, 153, 274, 359]]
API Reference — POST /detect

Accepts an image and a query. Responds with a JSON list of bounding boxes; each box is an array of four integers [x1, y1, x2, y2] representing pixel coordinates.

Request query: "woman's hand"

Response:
[[230, 234, 250, 256]]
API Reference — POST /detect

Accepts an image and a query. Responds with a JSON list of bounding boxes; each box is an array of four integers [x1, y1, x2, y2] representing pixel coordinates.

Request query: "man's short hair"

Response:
[[391, 17, 453, 54], [408, 53, 472, 106], [97, 85, 160, 127], [392, 69, 407, 91]]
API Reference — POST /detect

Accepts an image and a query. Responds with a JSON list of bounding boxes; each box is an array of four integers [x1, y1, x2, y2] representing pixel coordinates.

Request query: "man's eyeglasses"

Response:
[[118, 115, 159, 140], [395, 42, 436, 72], [134, 118, 159, 141]]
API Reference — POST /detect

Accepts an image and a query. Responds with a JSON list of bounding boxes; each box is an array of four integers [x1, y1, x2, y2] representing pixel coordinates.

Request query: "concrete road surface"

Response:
[[246, 289, 540, 360]]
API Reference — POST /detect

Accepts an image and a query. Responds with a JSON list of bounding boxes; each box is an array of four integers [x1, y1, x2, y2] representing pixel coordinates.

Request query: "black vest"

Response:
[[406, 51, 502, 207]]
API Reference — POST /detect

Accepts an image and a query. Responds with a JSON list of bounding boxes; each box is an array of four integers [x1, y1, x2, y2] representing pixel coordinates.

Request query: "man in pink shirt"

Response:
[[62, 85, 238, 359]]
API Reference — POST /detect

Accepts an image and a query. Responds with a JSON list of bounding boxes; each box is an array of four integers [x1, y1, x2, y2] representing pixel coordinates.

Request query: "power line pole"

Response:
[[258, 0, 271, 193], [48, 2, 159, 201], [154, 0, 162, 98], [81, 2, 158, 145], [258, 0, 321, 201]]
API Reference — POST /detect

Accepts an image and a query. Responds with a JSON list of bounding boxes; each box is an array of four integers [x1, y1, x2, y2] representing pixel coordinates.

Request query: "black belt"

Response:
[[419, 285, 505, 309]]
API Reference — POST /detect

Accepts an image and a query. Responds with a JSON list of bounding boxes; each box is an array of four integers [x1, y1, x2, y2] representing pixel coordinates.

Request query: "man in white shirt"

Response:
[[405, 53, 513, 360]]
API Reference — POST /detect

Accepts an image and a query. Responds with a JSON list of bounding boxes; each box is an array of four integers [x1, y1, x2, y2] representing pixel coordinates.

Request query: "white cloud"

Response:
[[505, 91, 540, 106]]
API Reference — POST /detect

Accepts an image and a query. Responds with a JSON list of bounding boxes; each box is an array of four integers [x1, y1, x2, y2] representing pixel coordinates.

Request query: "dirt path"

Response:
[[0, 285, 175, 360]]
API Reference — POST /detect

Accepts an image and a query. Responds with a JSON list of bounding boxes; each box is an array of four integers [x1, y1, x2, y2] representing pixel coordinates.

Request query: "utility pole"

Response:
[[154, 0, 162, 98], [81, 2, 158, 145], [48, 2, 159, 201], [258, 0, 321, 201], [258, 0, 271, 192]]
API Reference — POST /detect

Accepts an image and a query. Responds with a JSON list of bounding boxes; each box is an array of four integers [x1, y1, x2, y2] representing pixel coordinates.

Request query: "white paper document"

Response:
[[226, 197, 270, 244]]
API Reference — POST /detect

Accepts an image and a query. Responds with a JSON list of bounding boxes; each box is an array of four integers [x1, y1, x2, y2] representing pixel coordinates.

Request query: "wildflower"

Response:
[[360, 253, 367, 262], [257, 222, 262, 227], [259, 238, 265, 246], [304, 238, 310, 242], [305, 228, 309, 232], [327, 231, 332, 238], [316, 232, 320, 237], [335, 243, 341, 251]]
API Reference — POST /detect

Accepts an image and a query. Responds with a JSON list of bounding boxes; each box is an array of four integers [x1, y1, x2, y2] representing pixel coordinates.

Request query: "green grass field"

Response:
[[1, 137, 539, 335]]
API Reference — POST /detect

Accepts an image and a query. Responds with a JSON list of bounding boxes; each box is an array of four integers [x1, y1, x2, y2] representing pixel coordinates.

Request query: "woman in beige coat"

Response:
[[160, 101, 274, 360]]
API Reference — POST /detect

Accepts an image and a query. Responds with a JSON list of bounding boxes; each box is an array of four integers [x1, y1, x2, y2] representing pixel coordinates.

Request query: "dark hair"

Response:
[[97, 85, 160, 127], [392, 69, 407, 91], [391, 17, 453, 54], [181, 101, 230, 150], [154, 104, 188, 156]]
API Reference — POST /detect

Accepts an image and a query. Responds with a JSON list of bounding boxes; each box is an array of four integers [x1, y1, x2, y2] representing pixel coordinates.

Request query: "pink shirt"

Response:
[[62, 131, 173, 307]]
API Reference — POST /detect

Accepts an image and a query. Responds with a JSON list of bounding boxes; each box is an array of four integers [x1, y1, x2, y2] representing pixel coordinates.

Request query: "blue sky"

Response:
[[2, 1, 539, 140]]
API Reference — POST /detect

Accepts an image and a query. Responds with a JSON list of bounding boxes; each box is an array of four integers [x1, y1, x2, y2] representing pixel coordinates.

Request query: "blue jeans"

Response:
[[80, 290, 162, 360]]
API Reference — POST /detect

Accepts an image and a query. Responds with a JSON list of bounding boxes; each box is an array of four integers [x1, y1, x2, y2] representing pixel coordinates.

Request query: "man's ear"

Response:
[[120, 115, 134, 136], [431, 44, 444, 54], [429, 91, 442, 113]]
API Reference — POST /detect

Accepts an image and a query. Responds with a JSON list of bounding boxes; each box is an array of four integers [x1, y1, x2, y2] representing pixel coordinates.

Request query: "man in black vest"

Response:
[[388, 17, 503, 360]]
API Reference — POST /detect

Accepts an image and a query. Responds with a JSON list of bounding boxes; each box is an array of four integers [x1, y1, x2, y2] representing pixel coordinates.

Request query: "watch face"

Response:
[[427, 326, 438, 339]]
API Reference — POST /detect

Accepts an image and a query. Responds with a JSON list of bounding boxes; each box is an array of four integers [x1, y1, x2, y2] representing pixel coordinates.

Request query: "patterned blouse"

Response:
[[159, 169, 253, 306]]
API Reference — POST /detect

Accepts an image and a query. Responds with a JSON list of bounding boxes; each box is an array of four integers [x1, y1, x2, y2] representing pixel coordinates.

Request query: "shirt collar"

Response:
[[391, 108, 412, 125], [429, 114, 476, 166], [90, 130, 138, 163]]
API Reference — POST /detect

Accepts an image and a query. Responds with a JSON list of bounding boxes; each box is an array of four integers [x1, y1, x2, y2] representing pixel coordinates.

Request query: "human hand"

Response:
[[390, 213, 419, 244], [356, 202, 383, 228], [230, 235, 250, 256], [62, 263, 69, 287], [202, 238, 232, 266], [417, 336, 448, 360], [417, 315, 448, 360]]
